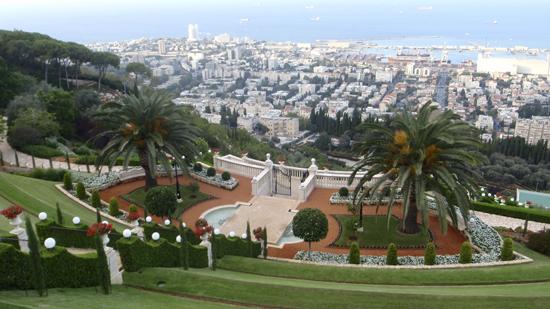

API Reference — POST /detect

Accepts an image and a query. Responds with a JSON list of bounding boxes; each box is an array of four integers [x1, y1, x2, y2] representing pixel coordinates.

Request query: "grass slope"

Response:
[[218, 243, 550, 285], [0, 172, 126, 230], [0, 286, 243, 309], [124, 267, 550, 309], [333, 215, 429, 248]]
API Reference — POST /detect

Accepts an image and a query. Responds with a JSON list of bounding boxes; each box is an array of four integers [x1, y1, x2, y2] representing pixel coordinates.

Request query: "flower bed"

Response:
[[329, 192, 402, 205], [294, 213, 513, 266], [189, 169, 238, 190]]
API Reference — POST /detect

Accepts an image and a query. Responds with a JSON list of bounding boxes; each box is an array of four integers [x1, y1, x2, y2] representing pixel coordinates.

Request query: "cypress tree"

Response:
[[95, 233, 111, 294], [246, 221, 252, 257], [348, 242, 360, 264], [500, 237, 514, 261], [262, 227, 268, 259], [25, 216, 46, 296], [459, 241, 473, 264], [424, 242, 436, 265], [386, 243, 398, 265], [179, 225, 189, 270], [96, 207, 101, 223], [63, 172, 73, 190], [211, 234, 217, 271], [55, 202, 63, 225]]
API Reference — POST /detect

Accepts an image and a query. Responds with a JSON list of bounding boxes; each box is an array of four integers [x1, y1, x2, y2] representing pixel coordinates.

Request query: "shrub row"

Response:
[[35, 220, 122, 249], [0, 243, 98, 290], [0, 233, 19, 250], [75, 155, 140, 166], [142, 223, 200, 245], [21, 145, 64, 159], [213, 234, 262, 259], [26, 168, 67, 182], [116, 237, 208, 271], [472, 201, 550, 224]]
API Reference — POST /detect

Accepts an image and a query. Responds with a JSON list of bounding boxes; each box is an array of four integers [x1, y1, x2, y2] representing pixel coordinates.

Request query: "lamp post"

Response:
[[174, 155, 185, 202]]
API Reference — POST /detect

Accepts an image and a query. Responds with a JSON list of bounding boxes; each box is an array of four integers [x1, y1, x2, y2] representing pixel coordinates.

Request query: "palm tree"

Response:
[[349, 102, 485, 234], [93, 88, 200, 190]]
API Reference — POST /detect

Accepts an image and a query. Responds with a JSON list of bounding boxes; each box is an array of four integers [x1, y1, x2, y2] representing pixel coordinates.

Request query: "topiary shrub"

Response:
[[292, 208, 329, 257], [63, 172, 73, 190], [108, 198, 120, 217], [76, 182, 87, 200], [339, 187, 349, 197], [348, 242, 360, 264], [459, 241, 472, 264], [129, 204, 138, 213], [206, 167, 216, 177], [145, 186, 177, 219], [91, 191, 101, 209], [386, 243, 398, 265], [221, 171, 231, 181], [527, 230, 550, 256], [500, 237, 514, 261], [193, 163, 203, 172], [424, 242, 436, 265]]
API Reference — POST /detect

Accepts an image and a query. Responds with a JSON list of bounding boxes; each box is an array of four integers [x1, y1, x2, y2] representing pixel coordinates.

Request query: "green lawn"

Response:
[[333, 215, 430, 248], [124, 267, 550, 309], [0, 286, 243, 309], [0, 172, 126, 230], [122, 184, 212, 217], [218, 243, 550, 285]]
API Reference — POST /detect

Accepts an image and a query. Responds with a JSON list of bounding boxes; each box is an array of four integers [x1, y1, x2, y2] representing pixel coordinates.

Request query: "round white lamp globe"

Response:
[[176, 235, 182, 243], [214, 228, 220, 235], [145, 216, 152, 223], [102, 220, 109, 225], [241, 233, 247, 239], [72, 217, 81, 225], [164, 219, 171, 225], [38, 212, 48, 221], [229, 231, 236, 237], [123, 229, 132, 238], [511, 198, 515, 202], [152, 232, 160, 241], [44, 237, 56, 249], [481, 193, 486, 197], [481, 187, 485, 192], [181, 222, 187, 228]]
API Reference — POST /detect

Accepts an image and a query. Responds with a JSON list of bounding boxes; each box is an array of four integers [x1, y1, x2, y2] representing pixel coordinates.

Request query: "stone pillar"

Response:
[[105, 247, 123, 284], [265, 153, 273, 196], [10, 227, 29, 253], [308, 158, 318, 176], [199, 235, 213, 267]]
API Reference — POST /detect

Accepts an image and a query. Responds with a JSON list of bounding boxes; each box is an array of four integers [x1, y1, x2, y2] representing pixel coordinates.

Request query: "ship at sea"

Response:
[[387, 50, 432, 64]]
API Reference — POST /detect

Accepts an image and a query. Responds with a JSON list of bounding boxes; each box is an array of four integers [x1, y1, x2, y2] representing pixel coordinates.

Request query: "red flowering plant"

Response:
[[1, 205, 23, 220], [253, 227, 265, 241], [127, 211, 141, 222], [86, 222, 113, 237], [194, 218, 213, 237]]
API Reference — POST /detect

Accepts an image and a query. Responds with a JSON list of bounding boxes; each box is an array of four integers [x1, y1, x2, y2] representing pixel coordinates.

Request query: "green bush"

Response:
[[348, 242, 360, 264], [108, 198, 120, 217], [35, 220, 121, 249], [339, 187, 349, 197], [206, 167, 216, 177], [27, 168, 66, 181], [424, 242, 436, 265], [459, 241, 472, 264], [142, 223, 199, 245], [193, 163, 203, 172], [0, 243, 99, 290], [500, 237, 514, 261], [129, 204, 138, 213], [472, 201, 550, 224], [144, 186, 177, 218], [527, 230, 550, 256], [76, 182, 87, 200], [0, 233, 20, 250], [63, 172, 73, 190], [386, 243, 398, 265], [116, 237, 208, 272], [91, 191, 101, 208], [213, 234, 261, 259], [21, 145, 63, 158], [221, 171, 231, 181]]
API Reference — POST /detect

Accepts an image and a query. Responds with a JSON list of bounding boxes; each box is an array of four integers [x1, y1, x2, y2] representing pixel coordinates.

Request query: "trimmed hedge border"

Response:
[[0, 243, 98, 290], [35, 220, 122, 249], [116, 237, 208, 271], [0, 233, 20, 250], [472, 201, 550, 224], [142, 223, 200, 245]]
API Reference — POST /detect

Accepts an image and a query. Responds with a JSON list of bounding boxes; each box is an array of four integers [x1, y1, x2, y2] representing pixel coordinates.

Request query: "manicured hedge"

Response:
[[472, 201, 550, 224], [213, 235, 261, 259], [0, 243, 98, 290], [142, 223, 199, 245], [116, 237, 208, 271], [0, 233, 20, 250], [35, 220, 122, 249]]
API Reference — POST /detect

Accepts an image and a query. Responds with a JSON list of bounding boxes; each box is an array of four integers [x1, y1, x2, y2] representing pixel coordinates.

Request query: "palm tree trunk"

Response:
[[139, 152, 157, 191], [403, 195, 420, 234]]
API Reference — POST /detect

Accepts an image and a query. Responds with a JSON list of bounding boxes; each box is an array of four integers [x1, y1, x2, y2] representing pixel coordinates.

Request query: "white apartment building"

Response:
[[259, 116, 299, 137], [514, 116, 550, 146], [475, 115, 494, 131]]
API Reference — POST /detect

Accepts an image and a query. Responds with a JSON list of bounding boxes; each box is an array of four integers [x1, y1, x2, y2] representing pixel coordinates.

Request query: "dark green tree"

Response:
[[179, 224, 189, 270], [348, 242, 360, 264], [94, 233, 111, 294], [90, 51, 120, 91], [25, 216, 46, 296], [144, 186, 177, 219], [386, 243, 398, 265], [55, 202, 63, 224], [292, 208, 328, 257]]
